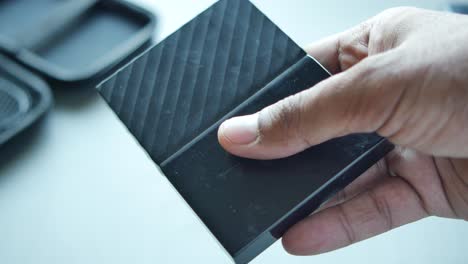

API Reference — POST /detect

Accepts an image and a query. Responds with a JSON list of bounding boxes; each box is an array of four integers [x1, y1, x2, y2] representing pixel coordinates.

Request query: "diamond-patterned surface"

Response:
[[98, 0, 304, 164]]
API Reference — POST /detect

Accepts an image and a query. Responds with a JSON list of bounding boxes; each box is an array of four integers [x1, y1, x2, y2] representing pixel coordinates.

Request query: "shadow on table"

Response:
[[53, 87, 101, 112]]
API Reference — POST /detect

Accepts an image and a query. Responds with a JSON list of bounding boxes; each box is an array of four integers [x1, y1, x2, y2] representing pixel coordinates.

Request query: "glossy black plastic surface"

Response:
[[0, 0, 155, 89], [0, 55, 52, 145], [98, 0, 393, 263]]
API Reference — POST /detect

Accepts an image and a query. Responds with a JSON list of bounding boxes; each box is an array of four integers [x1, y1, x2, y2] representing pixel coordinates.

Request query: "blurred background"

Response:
[[0, 0, 468, 263]]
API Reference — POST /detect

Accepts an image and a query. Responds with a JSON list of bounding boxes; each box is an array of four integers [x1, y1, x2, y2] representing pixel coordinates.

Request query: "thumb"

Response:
[[218, 52, 403, 159]]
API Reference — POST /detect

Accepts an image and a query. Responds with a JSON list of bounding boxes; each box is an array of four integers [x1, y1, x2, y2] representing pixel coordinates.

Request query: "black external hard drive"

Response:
[[97, 0, 393, 263]]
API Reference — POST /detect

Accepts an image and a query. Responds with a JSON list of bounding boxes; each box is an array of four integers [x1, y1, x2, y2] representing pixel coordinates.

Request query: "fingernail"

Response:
[[220, 114, 258, 145]]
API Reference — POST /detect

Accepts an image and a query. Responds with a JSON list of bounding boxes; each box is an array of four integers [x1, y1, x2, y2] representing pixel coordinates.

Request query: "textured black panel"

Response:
[[97, 0, 393, 263], [98, 0, 304, 163]]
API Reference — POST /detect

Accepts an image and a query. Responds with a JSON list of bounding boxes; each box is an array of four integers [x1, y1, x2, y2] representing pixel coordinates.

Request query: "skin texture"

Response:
[[217, 7, 468, 255]]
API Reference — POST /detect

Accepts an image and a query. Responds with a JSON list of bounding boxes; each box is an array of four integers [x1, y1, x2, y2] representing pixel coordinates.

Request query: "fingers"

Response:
[[282, 177, 429, 255], [218, 16, 406, 160], [386, 148, 460, 218], [218, 51, 404, 159], [303, 34, 342, 74], [304, 18, 373, 74], [319, 159, 389, 211]]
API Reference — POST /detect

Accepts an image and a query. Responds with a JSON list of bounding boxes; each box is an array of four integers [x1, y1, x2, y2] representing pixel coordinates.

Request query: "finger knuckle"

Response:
[[339, 65, 378, 133], [337, 204, 357, 244], [341, 58, 401, 134], [367, 189, 394, 231], [373, 7, 421, 50], [258, 94, 303, 142]]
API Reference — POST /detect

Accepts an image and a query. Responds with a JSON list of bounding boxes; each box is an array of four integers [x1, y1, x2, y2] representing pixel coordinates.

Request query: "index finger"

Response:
[[305, 19, 374, 74], [304, 34, 342, 74]]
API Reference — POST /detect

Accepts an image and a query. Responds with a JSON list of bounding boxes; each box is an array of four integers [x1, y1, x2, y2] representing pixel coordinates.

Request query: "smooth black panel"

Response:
[[97, 0, 393, 263], [160, 56, 392, 262]]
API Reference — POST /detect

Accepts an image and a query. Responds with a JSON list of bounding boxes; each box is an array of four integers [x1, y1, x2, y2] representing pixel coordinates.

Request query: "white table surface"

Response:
[[1, 0, 467, 263]]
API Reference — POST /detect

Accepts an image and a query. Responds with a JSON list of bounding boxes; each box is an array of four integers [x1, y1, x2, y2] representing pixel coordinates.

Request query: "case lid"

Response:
[[0, 0, 156, 89]]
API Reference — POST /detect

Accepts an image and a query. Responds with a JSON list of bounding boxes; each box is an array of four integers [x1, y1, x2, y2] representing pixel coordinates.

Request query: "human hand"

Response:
[[217, 7, 468, 255]]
